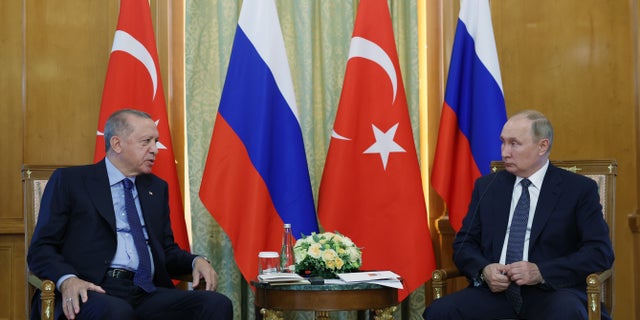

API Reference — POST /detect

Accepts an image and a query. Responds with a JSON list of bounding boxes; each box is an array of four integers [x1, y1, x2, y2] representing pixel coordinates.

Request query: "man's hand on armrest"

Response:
[[192, 256, 218, 291], [59, 276, 105, 320]]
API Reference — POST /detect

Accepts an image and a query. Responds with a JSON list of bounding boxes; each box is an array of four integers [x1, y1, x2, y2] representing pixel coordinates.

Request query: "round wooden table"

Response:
[[252, 281, 398, 320]]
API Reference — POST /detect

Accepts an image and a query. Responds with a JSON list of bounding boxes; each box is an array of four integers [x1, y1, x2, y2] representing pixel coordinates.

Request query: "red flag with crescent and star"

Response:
[[317, 0, 435, 301], [93, 0, 190, 251]]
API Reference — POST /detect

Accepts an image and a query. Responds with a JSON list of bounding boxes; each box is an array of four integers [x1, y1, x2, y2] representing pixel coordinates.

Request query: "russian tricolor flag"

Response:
[[199, 0, 319, 282], [432, 0, 507, 231]]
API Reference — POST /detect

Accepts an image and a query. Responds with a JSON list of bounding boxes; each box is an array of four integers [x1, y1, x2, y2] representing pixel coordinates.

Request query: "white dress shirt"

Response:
[[499, 160, 549, 264]]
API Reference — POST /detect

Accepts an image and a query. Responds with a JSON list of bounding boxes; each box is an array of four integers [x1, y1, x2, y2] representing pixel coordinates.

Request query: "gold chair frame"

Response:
[[23, 165, 66, 320], [431, 160, 616, 320]]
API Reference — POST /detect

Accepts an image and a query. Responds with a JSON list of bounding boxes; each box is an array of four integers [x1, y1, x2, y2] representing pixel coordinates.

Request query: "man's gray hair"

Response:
[[514, 109, 554, 153], [104, 109, 152, 152]]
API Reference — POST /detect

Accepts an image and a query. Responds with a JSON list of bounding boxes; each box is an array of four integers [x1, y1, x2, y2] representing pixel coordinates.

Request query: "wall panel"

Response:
[[23, 1, 113, 165], [0, 0, 25, 230], [0, 237, 26, 320], [0, 1, 27, 319]]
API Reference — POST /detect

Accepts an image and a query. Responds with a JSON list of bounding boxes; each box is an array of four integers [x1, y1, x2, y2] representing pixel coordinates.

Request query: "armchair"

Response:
[[23, 164, 199, 320], [431, 160, 616, 320], [23, 165, 63, 320]]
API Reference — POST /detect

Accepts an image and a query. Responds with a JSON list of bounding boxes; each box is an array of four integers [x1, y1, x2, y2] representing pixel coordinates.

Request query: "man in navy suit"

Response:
[[424, 110, 614, 319], [28, 109, 233, 319]]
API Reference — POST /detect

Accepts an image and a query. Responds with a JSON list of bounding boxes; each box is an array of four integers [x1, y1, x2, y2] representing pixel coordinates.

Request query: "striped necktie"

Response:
[[505, 178, 531, 313]]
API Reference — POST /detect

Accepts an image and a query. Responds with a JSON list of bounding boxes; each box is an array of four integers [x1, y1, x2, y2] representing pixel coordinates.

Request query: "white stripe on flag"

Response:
[[238, 0, 299, 120], [459, 0, 503, 92]]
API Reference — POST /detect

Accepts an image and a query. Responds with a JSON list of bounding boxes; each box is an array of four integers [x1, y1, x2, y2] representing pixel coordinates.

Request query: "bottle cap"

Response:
[[258, 251, 279, 258], [284, 223, 291, 228]]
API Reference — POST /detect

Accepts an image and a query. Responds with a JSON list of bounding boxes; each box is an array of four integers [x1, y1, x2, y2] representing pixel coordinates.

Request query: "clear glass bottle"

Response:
[[280, 223, 295, 273]]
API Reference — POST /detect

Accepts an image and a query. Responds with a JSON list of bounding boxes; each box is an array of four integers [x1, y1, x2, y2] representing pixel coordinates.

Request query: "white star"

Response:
[[363, 123, 406, 170], [154, 119, 167, 150]]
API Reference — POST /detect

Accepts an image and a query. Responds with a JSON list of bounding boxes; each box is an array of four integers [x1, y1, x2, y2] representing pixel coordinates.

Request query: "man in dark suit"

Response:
[[28, 109, 233, 319], [424, 110, 614, 319]]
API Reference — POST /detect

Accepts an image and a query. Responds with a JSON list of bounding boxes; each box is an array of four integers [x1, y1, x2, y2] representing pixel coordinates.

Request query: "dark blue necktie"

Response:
[[505, 178, 531, 313], [122, 178, 156, 292]]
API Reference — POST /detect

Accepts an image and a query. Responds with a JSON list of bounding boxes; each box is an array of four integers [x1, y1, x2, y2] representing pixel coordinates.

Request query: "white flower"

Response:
[[347, 246, 360, 261], [321, 249, 338, 263], [308, 243, 323, 259], [294, 245, 307, 262], [293, 231, 362, 278], [341, 236, 354, 247]]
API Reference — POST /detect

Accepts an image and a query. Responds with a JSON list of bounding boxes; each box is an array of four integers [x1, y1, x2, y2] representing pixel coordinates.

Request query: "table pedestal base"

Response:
[[260, 306, 397, 320], [253, 281, 398, 320]]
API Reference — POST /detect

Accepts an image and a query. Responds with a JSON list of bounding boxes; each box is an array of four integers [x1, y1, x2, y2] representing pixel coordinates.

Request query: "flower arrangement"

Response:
[[293, 231, 362, 279]]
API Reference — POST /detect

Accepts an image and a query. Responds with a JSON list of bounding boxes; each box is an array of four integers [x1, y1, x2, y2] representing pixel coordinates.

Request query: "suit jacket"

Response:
[[453, 163, 614, 290], [27, 160, 195, 289]]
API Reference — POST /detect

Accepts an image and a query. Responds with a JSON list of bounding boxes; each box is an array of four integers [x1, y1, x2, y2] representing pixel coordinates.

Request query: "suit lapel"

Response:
[[492, 171, 516, 259], [86, 161, 117, 231], [529, 165, 562, 247]]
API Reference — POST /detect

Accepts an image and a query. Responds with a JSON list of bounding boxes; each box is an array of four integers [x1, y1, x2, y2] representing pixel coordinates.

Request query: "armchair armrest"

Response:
[[28, 273, 55, 320], [432, 267, 462, 300], [587, 268, 613, 320]]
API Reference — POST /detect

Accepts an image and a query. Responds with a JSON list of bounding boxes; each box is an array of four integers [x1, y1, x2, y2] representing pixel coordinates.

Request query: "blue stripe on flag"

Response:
[[444, 20, 506, 175], [217, 27, 318, 238]]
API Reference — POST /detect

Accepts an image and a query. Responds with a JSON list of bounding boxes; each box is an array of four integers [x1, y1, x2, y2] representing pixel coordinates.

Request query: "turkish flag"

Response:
[[317, 0, 435, 301], [93, 0, 190, 251]]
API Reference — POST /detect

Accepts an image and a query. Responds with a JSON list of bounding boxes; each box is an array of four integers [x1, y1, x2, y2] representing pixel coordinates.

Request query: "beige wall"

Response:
[[0, 0, 26, 316], [1, 0, 638, 319]]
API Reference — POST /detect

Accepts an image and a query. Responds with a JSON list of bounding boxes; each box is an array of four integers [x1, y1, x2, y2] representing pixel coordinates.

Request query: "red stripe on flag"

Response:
[[199, 115, 283, 281], [431, 103, 481, 231]]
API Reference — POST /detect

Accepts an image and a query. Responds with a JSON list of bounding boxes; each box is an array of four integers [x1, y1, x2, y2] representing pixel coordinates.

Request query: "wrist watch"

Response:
[[473, 270, 485, 287]]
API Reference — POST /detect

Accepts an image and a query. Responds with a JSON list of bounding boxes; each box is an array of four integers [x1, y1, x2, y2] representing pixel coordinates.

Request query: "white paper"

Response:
[[337, 271, 401, 282], [258, 272, 305, 283], [335, 271, 404, 289]]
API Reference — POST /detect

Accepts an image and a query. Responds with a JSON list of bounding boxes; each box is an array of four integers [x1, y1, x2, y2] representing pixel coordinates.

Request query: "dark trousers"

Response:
[[32, 277, 233, 320], [423, 285, 611, 320]]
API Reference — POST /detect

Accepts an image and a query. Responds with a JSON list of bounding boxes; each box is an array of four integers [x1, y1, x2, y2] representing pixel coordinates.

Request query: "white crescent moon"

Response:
[[347, 36, 397, 103], [331, 129, 351, 141], [331, 37, 398, 141], [111, 30, 158, 99]]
